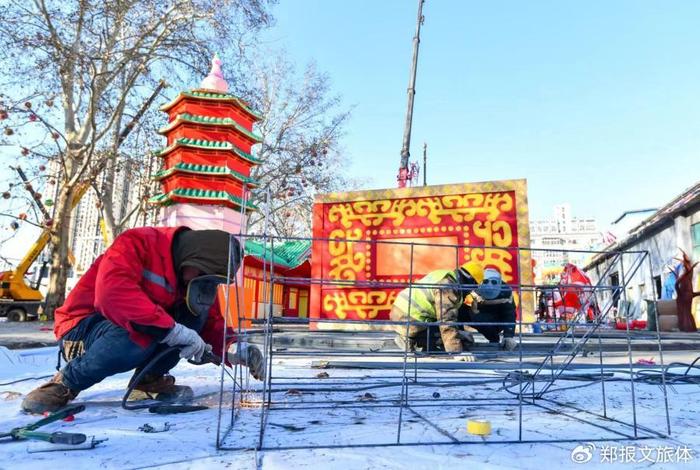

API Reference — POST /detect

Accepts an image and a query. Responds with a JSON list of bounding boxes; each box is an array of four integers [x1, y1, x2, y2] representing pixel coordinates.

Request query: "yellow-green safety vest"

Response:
[[393, 269, 458, 322]]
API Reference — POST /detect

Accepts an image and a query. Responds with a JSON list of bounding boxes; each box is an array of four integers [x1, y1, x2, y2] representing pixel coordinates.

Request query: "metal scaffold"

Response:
[[213, 233, 672, 451]]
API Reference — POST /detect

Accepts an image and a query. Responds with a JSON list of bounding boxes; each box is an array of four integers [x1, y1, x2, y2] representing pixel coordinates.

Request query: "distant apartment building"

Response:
[[530, 204, 599, 283]]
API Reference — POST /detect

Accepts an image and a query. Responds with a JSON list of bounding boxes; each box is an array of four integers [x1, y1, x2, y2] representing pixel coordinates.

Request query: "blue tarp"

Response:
[[661, 263, 682, 299]]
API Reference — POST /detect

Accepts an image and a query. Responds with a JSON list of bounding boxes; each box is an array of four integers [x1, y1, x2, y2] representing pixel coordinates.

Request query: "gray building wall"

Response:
[[588, 205, 700, 321]]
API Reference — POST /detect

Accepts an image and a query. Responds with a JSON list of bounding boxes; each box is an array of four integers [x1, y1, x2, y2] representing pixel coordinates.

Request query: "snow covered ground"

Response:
[[1, 345, 699, 469]]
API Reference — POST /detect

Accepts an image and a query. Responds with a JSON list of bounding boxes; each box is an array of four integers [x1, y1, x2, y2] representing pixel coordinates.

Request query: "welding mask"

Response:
[[477, 268, 503, 300], [185, 274, 230, 316]]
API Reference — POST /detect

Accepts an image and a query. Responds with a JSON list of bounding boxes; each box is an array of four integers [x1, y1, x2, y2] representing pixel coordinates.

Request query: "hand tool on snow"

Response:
[[0, 404, 86, 445]]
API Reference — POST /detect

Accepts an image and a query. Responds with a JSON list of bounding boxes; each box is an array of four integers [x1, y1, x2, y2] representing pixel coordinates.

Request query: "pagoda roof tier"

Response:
[[158, 113, 262, 143], [154, 162, 259, 187], [155, 137, 263, 165], [149, 188, 258, 212], [160, 89, 262, 121]]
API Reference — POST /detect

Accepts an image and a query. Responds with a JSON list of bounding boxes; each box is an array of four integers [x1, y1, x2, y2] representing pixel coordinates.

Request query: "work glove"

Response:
[[453, 352, 476, 362], [468, 292, 484, 315], [161, 323, 210, 362], [501, 337, 518, 352], [457, 330, 475, 348]]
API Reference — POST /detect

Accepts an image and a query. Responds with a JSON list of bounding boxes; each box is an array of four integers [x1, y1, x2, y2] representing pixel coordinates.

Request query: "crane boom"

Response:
[[397, 0, 425, 188]]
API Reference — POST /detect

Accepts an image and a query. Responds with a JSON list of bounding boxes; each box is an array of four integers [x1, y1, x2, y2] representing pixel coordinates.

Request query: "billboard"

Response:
[[311, 179, 533, 328]]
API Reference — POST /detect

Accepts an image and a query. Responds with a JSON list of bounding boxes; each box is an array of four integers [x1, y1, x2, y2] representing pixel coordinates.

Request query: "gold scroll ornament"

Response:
[[328, 228, 366, 280], [328, 193, 514, 229], [466, 248, 515, 283], [323, 290, 398, 320]]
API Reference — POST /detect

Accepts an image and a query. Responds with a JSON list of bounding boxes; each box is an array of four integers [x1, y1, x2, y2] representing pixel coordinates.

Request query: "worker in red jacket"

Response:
[[22, 227, 264, 414]]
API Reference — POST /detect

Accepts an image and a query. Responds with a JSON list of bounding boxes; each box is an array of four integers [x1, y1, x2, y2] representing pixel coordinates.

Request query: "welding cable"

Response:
[[0, 374, 53, 386], [500, 355, 700, 397], [121, 346, 208, 413]]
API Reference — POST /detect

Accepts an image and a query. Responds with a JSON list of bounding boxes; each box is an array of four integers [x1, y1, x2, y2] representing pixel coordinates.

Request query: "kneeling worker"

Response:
[[390, 262, 485, 353], [22, 227, 264, 414], [461, 268, 518, 351]]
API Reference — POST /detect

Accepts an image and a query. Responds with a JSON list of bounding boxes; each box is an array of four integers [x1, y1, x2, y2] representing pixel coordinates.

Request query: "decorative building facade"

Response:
[[311, 179, 534, 329]]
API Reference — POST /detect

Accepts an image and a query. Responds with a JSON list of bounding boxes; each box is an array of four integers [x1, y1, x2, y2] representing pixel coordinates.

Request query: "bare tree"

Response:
[[244, 53, 353, 237], [0, 0, 274, 316]]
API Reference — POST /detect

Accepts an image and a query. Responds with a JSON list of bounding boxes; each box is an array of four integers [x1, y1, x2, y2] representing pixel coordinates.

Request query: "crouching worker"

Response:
[[22, 227, 264, 414], [461, 268, 518, 351], [389, 262, 485, 354]]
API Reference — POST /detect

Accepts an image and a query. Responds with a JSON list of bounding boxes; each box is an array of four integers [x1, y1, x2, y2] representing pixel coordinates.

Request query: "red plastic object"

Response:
[[615, 320, 648, 330]]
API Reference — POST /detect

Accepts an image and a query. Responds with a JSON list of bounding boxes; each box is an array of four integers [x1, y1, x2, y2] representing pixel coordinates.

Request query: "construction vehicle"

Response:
[[0, 183, 89, 321]]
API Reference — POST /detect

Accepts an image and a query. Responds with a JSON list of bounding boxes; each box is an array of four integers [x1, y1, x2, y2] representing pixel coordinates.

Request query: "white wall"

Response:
[[588, 205, 700, 321]]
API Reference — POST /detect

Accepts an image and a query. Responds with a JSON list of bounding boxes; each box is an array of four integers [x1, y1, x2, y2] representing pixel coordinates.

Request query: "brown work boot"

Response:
[[21, 372, 79, 414], [128, 374, 193, 402]]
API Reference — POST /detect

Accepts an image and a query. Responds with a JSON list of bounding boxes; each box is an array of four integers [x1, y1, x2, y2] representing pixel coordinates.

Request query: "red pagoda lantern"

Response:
[[151, 54, 262, 234]]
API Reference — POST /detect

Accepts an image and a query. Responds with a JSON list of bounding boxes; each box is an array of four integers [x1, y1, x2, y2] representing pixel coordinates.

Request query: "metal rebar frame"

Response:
[[214, 234, 671, 451]]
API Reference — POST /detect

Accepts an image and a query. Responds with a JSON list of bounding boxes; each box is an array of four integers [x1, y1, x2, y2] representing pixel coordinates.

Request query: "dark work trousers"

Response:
[[458, 304, 516, 343], [59, 305, 207, 392]]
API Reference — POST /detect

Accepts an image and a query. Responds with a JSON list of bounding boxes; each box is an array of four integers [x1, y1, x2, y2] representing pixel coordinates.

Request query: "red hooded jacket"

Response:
[[54, 226, 231, 354]]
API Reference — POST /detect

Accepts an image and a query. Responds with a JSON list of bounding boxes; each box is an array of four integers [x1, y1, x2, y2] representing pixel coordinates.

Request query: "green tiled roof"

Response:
[[159, 89, 263, 120], [244, 239, 311, 269], [154, 162, 258, 186], [149, 188, 258, 211], [158, 113, 262, 142], [185, 90, 263, 120], [154, 137, 263, 164]]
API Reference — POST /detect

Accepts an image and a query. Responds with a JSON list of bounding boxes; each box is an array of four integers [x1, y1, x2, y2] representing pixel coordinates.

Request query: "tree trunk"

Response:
[[43, 183, 77, 319], [100, 159, 118, 243]]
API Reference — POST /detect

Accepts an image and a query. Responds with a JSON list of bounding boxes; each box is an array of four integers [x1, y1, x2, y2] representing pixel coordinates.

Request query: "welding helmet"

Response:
[[185, 274, 230, 316], [477, 268, 503, 300]]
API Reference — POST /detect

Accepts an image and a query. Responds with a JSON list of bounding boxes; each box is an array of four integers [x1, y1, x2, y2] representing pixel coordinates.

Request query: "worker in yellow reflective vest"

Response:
[[390, 261, 485, 353]]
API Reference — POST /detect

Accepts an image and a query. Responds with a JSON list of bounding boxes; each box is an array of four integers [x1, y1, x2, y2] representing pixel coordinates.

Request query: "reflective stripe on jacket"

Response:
[[392, 269, 457, 322]]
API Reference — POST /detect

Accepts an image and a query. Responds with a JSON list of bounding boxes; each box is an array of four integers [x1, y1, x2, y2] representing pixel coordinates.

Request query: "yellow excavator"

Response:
[[0, 183, 89, 321]]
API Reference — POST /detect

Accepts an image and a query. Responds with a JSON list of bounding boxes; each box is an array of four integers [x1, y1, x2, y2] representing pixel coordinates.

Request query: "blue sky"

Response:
[[261, 0, 699, 224]]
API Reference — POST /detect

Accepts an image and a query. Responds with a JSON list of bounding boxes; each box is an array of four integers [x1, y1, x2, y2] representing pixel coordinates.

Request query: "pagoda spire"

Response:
[[200, 54, 229, 93]]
